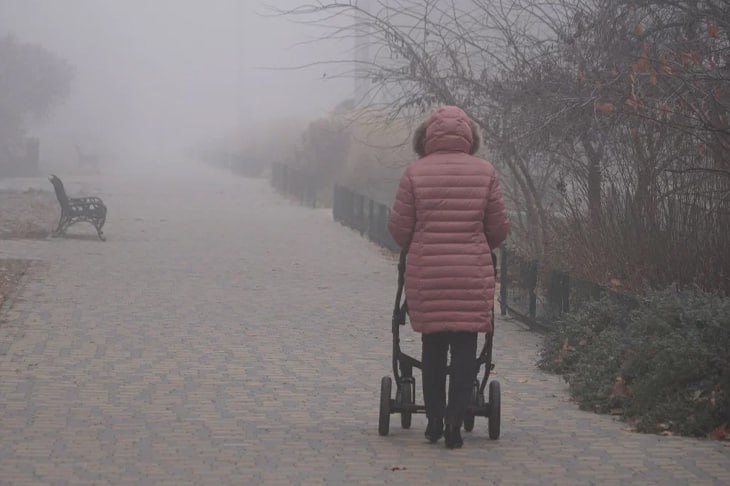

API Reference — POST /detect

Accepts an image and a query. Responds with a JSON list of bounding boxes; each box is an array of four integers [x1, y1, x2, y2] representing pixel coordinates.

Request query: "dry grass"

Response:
[[0, 189, 57, 239]]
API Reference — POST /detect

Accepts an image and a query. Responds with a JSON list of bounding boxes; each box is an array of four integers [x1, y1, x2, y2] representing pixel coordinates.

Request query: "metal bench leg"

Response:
[[53, 214, 68, 237]]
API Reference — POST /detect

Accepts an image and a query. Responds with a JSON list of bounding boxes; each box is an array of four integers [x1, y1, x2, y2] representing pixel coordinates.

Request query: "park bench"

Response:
[[49, 174, 107, 241]]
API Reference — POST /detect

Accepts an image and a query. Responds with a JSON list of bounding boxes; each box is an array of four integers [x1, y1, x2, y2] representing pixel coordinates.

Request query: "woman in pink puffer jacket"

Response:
[[388, 106, 510, 449]]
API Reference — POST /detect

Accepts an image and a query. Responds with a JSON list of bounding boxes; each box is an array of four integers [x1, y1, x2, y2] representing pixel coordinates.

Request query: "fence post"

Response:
[[309, 173, 317, 208], [283, 165, 289, 195], [293, 166, 299, 201], [345, 188, 354, 230], [562, 273, 571, 313], [367, 199, 375, 242], [304, 169, 311, 206], [333, 185, 339, 222], [376, 203, 384, 247], [355, 194, 365, 236], [327, 186, 401, 254], [353, 193, 359, 233]]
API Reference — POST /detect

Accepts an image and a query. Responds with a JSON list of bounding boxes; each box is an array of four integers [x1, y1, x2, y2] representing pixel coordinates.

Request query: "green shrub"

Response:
[[539, 288, 730, 438], [567, 326, 630, 414], [538, 297, 630, 375]]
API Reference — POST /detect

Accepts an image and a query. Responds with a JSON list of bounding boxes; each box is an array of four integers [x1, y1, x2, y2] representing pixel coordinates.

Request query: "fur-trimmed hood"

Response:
[[412, 106, 481, 157]]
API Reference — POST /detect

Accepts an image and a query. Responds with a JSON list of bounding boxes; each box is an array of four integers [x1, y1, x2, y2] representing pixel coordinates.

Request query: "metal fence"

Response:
[[333, 185, 400, 252], [498, 249, 637, 331], [271, 162, 318, 208], [331, 184, 624, 332]]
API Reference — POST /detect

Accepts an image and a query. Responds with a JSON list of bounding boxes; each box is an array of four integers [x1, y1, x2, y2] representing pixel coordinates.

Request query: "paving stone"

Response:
[[0, 164, 728, 484]]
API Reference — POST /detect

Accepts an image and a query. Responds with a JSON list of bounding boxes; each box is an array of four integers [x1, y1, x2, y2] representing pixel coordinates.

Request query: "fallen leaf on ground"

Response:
[[709, 423, 728, 441]]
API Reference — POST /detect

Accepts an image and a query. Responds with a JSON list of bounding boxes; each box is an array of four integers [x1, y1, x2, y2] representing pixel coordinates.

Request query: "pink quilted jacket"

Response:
[[388, 106, 510, 334]]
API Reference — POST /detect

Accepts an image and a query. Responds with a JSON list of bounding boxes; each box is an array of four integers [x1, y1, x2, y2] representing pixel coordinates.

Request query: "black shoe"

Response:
[[444, 424, 463, 449], [425, 419, 444, 443]]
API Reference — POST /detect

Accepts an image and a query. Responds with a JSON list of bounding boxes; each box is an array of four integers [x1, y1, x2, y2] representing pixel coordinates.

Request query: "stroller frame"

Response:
[[378, 251, 501, 439]]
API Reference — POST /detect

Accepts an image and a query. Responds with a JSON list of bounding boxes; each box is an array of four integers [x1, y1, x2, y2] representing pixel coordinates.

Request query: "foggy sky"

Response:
[[0, 0, 352, 166]]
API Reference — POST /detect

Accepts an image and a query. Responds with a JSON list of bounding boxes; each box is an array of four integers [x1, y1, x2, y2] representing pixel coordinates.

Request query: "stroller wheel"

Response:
[[400, 383, 412, 429], [488, 380, 501, 440], [379, 376, 392, 436]]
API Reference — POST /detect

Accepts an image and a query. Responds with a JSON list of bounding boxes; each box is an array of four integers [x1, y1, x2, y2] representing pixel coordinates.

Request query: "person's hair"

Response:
[[412, 118, 481, 157]]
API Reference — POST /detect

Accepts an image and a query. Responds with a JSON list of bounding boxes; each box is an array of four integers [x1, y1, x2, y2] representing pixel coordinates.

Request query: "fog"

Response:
[[0, 0, 352, 170]]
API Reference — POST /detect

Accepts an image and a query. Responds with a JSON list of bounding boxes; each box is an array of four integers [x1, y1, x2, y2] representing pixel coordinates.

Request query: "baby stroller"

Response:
[[378, 251, 501, 439]]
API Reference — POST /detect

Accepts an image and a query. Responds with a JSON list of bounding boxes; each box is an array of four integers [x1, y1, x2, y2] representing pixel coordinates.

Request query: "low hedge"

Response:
[[538, 288, 730, 438]]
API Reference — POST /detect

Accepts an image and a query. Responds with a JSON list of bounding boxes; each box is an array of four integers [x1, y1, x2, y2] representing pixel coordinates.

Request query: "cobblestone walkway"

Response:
[[1, 164, 728, 485]]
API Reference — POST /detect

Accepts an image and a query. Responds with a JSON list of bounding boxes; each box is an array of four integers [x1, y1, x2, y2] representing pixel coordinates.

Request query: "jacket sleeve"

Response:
[[388, 168, 416, 249], [484, 170, 510, 249]]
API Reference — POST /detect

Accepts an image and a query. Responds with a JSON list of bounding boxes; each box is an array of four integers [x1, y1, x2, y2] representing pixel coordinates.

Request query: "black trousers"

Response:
[[421, 331, 478, 427]]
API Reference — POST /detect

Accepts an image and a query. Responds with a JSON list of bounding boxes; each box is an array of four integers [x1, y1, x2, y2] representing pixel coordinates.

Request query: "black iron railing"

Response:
[[331, 184, 621, 332], [333, 185, 400, 252], [497, 249, 635, 331], [271, 162, 318, 208]]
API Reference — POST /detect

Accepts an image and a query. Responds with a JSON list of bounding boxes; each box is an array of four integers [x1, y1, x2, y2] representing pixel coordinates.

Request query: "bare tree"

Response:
[[0, 35, 73, 164], [284, 0, 730, 292]]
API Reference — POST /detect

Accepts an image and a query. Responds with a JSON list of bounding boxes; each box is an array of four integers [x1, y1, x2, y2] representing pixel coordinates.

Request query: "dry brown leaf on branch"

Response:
[[595, 102, 615, 113], [632, 57, 651, 75], [708, 22, 719, 39], [562, 339, 575, 352], [625, 98, 642, 110]]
